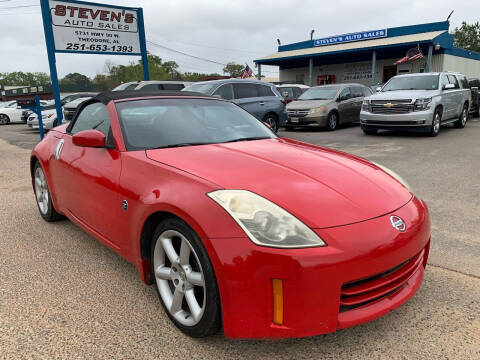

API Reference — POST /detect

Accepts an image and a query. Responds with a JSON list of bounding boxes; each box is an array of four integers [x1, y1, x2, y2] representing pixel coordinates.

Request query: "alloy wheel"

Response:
[[328, 113, 337, 130], [0, 115, 8, 125], [34, 167, 49, 215], [264, 116, 278, 132], [433, 113, 440, 134], [462, 107, 468, 126], [153, 230, 206, 326]]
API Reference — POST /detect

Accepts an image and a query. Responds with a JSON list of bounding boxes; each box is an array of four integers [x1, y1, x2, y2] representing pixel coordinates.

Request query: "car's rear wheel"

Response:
[[263, 114, 279, 133], [454, 103, 468, 128], [326, 112, 338, 131], [429, 109, 441, 137], [151, 217, 221, 338], [33, 162, 63, 222], [0, 114, 10, 125]]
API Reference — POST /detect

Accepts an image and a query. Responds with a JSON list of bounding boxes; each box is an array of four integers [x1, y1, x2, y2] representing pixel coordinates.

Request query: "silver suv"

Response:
[[360, 72, 471, 137]]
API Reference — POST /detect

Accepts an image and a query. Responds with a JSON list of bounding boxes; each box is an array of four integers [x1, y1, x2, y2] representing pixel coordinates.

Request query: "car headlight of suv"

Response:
[[362, 99, 370, 111], [308, 106, 326, 115], [372, 162, 413, 193], [207, 190, 326, 248], [414, 98, 432, 111]]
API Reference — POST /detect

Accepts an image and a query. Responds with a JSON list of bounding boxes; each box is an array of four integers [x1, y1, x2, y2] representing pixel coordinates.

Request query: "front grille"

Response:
[[370, 105, 412, 114], [339, 249, 425, 312], [371, 99, 412, 105], [287, 109, 310, 118]]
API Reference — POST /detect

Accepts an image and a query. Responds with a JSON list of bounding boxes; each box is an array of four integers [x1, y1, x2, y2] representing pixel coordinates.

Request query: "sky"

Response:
[[0, 0, 479, 80]]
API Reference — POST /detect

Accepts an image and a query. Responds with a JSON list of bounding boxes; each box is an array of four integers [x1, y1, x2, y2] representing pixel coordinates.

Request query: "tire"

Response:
[[0, 114, 10, 125], [33, 162, 63, 222], [151, 217, 221, 338], [326, 112, 338, 131], [454, 103, 469, 128], [363, 128, 378, 135], [429, 109, 442, 137], [285, 125, 296, 131], [262, 114, 279, 133]]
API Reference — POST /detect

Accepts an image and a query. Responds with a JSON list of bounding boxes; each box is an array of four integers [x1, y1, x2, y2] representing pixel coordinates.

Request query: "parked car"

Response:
[[276, 84, 310, 104], [27, 107, 63, 131], [61, 93, 98, 105], [360, 72, 471, 136], [112, 82, 139, 91], [183, 79, 287, 132], [285, 84, 372, 131], [468, 78, 480, 117], [63, 97, 93, 121], [31, 91, 430, 339], [135, 81, 192, 91], [0, 99, 48, 125]]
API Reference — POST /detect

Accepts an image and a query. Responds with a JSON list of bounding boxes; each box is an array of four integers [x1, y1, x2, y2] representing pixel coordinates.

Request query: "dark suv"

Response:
[[183, 79, 287, 132]]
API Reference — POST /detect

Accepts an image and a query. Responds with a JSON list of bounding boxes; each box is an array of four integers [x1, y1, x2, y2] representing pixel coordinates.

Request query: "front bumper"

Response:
[[204, 196, 430, 338], [360, 109, 434, 129], [286, 113, 328, 127]]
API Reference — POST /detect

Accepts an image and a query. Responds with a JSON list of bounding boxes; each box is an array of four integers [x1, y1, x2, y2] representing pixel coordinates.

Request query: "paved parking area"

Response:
[[0, 121, 479, 359]]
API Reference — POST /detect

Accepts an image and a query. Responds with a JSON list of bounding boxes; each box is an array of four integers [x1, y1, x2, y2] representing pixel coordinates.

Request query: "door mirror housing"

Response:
[[443, 83, 455, 90], [72, 129, 106, 148]]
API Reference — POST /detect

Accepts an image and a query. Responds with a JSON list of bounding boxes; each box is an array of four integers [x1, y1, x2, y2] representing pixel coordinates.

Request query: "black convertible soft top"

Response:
[[94, 90, 209, 104]]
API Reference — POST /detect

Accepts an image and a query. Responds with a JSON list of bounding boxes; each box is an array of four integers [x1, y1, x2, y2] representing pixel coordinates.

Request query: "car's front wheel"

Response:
[[33, 162, 63, 222], [151, 217, 221, 338], [429, 109, 441, 137], [454, 103, 469, 128], [326, 112, 338, 131], [0, 114, 10, 125]]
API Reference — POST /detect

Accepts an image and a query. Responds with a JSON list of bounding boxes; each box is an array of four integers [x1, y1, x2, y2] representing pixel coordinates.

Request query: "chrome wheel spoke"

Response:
[[179, 238, 191, 266], [155, 266, 173, 280], [160, 237, 179, 264], [186, 271, 204, 287], [185, 288, 202, 321], [170, 289, 184, 314]]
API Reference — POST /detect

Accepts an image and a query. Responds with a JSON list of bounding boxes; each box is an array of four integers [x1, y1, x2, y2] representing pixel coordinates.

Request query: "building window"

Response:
[[296, 74, 305, 84]]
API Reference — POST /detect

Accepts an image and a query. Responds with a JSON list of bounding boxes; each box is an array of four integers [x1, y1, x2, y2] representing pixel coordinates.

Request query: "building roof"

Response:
[[254, 21, 480, 66]]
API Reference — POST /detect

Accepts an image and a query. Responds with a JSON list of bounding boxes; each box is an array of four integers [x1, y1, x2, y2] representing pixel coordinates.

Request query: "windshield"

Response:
[[298, 86, 340, 100], [115, 98, 276, 151], [382, 75, 439, 91], [183, 83, 217, 94]]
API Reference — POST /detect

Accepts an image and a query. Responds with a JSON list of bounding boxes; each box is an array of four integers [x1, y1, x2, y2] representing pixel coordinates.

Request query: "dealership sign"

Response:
[[314, 29, 387, 47], [48, 0, 142, 55]]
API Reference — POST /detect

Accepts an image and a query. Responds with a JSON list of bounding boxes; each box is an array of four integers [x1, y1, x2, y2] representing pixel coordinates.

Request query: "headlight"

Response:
[[414, 98, 432, 111], [207, 190, 326, 248], [362, 99, 370, 111], [372, 162, 413, 193], [308, 106, 326, 115]]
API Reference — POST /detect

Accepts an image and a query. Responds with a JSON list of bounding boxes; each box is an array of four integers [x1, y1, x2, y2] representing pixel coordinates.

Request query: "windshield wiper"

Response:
[[223, 136, 271, 143], [152, 142, 214, 149]]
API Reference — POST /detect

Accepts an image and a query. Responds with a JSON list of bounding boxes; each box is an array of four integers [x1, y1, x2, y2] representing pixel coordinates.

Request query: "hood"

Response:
[[287, 99, 332, 110], [369, 89, 439, 101], [145, 138, 412, 228]]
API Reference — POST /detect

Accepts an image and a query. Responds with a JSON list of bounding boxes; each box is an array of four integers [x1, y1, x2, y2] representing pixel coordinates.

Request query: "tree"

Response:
[[222, 62, 244, 78], [454, 22, 480, 52], [0, 71, 50, 86], [59, 73, 93, 87]]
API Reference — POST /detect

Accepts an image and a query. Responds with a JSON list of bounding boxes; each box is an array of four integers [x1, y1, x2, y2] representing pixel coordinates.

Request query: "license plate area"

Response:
[[290, 117, 299, 123]]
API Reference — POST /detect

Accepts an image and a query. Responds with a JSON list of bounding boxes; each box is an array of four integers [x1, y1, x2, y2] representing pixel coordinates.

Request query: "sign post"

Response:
[[39, 0, 149, 127]]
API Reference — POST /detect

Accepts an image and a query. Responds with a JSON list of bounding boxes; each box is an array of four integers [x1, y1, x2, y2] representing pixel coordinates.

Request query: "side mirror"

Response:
[[72, 129, 106, 148], [376, 87, 382, 92], [444, 83, 455, 90]]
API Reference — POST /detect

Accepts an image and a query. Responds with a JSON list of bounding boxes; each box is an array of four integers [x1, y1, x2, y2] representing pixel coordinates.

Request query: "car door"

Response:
[[349, 86, 364, 123], [232, 83, 263, 119], [256, 84, 282, 119], [55, 102, 122, 246], [441, 74, 455, 119], [448, 75, 463, 117], [337, 87, 353, 123], [7, 101, 23, 122]]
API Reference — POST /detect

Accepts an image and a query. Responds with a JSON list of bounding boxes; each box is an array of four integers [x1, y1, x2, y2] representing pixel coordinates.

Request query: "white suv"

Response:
[[360, 72, 471, 137]]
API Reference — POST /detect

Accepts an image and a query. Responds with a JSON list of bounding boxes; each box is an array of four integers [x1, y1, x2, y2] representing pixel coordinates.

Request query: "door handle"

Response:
[[259, 102, 265, 106], [55, 139, 64, 160]]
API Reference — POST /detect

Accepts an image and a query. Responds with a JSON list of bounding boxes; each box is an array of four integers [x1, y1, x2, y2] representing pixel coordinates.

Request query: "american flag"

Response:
[[241, 64, 254, 79], [394, 47, 424, 65]]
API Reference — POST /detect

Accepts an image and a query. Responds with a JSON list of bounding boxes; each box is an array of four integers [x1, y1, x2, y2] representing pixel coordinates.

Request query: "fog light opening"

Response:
[[272, 279, 284, 325]]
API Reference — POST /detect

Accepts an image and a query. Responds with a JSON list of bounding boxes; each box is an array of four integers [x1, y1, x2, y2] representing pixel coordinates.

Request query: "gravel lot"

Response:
[[0, 121, 479, 359]]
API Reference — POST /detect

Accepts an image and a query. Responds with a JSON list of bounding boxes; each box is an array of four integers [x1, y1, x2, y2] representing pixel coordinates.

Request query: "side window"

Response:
[[350, 87, 363, 98], [281, 87, 294, 97], [459, 76, 469, 89], [293, 87, 302, 97], [213, 83, 234, 100], [442, 75, 450, 89], [139, 84, 160, 91], [71, 102, 111, 138], [233, 83, 259, 99], [339, 87, 351, 101], [447, 75, 460, 89], [163, 84, 184, 90], [257, 85, 275, 97]]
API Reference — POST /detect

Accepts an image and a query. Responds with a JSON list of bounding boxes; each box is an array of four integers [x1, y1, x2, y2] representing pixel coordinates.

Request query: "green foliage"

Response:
[[0, 71, 51, 87], [222, 62, 244, 78], [454, 22, 480, 52], [59, 73, 93, 87]]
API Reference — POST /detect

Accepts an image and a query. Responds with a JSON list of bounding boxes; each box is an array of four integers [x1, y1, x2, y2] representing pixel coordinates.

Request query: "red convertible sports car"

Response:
[[31, 91, 430, 339]]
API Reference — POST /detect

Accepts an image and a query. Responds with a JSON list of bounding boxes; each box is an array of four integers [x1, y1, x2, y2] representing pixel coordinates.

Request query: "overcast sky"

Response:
[[1, 0, 479, 79]]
